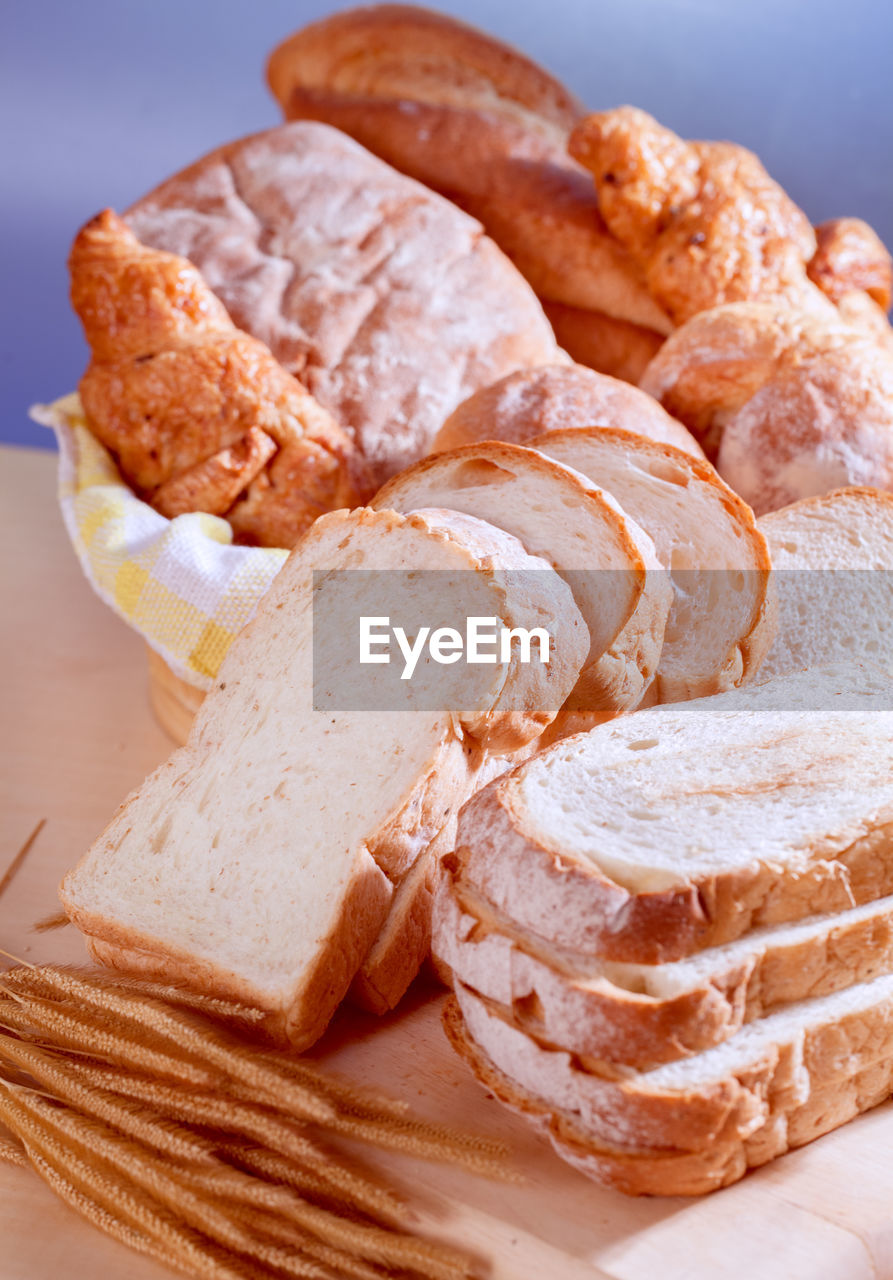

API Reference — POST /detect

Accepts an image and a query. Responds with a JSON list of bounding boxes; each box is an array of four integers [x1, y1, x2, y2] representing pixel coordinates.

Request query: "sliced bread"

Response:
[[758, 487, 893, 680], [435, 874, 893, 1068], [372, 441, 673, 716], [453, 665, 893, 964], [443, 986, 893, 1195], [61, 506, 587, 1049], [531, 427, 774, 700]]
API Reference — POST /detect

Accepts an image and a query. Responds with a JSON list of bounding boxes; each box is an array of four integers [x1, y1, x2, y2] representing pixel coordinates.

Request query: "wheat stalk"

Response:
[[0, 963, 504, 1279]]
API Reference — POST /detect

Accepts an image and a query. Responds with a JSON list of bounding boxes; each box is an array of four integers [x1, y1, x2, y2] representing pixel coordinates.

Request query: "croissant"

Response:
[[69, 210, 368, 548], [641, 301, 893, 514], [266, 5, 671, 383], [569, 107, 892, 332]]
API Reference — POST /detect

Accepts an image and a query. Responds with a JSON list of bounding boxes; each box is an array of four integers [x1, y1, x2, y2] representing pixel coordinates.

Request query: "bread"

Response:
[[758, 487, 893, 679], [433, 363, 704, 457], [350, 749, 515, 1014], [640, 301, 893, 514], [443, 971, 893, 1195], [529, 427, 774, 700], [265, 5, 672, 382], [449, 665, 893, 964], [61, 505, 587, 1049], [125, 120, 561, 487], [436, 874, 893, 1069], [434, 665, 893, 1195], [70, 210, 365, 549], [569, 107, 892, 331], [371, 440, 673, 717]]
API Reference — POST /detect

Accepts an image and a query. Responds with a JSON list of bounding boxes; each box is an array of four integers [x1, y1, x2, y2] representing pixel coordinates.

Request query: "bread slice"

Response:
[[452, 970, 893, 1150], [351, 748, 519, 1015], [531, 427, 774, 700], [372, 441, 672, 716], [454, 665, 893, 964], [442, 991, 893, 1195], [432, 364, 704, 458], [61, 506, 587, 1049], [758, 487, 893, 680], [435, 874, 893, 1068]]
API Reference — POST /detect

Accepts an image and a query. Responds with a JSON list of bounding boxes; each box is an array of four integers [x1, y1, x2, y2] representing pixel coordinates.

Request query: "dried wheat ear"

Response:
[[0, 961, 513, 1280]]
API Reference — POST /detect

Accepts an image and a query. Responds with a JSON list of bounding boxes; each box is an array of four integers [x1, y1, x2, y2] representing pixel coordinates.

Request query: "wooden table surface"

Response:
[[2, 441, 892, 1280]]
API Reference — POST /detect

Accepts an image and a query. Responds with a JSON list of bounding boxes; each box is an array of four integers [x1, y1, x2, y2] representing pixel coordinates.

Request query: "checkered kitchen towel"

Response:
[[30, 395, 288, 690]]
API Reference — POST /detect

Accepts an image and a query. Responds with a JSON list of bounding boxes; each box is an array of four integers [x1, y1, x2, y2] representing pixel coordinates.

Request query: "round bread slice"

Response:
[[530, 427, 774, 701], [759, 487, 893, 680], [432, 364, 704, 457], [125, 121, 561, 487], [372, 441, 672, 716], [60, 506, 586, 1050], [441, 994, 893, 1196], [454, 665, 893, 965], [451, 969, 893, 1157], [434, 872, 893, 1069]]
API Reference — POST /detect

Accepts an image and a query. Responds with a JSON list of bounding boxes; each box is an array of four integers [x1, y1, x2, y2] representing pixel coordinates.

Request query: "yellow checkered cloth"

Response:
[[30, 394, 288, 690]]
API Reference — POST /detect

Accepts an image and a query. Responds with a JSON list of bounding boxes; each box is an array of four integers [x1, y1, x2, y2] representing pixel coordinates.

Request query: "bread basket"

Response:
[[30, 394, 288, 744]]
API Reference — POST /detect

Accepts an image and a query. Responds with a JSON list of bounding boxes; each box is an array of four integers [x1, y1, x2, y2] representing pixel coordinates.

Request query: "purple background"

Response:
[[3, 0, 891, 450]]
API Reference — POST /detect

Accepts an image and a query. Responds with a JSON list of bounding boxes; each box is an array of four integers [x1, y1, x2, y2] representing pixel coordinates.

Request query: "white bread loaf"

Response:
[[61, 506, 587, 1049], [758, 487, 893, 679], [372, 441, 672, 717], [531, 427, 774, 700], [435, 876, 893, 1068], [451, 666, 893, 964]]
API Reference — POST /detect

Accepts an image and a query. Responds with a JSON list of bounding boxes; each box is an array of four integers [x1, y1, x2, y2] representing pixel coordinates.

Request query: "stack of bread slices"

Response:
[[434, 663, 893, 1194]]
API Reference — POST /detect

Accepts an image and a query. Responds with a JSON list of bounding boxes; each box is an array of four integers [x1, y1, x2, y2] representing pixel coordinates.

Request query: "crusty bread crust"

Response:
[[433, 364, 703, 458], [126, 121, 560, 487], [72, 845, 392, 1051], [265, 5, 672, 382], [435, 874, 893, 1069], [456, 765, 893, 964], [443, 997, 893, 1195], [447, 980, 893, 1192], [540, 303, 666, 386], [373, 440, 671, 718]]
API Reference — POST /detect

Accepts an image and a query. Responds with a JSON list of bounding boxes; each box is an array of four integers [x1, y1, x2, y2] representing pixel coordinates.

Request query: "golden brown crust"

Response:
[[640, 300, 893, 512], [265, 5, 672, 378], [267, 4, 585, 131], [455, 771, 893, 964], [540, 300, 665, 383], [71, 210, 366, 547], [808, 217, 893, 310], [435, 364, 703, 457], [443, 997, 888, 1196], [569, 107, 820, 327], [126, 122, 561, 485], [437, 870, 893, 1071]]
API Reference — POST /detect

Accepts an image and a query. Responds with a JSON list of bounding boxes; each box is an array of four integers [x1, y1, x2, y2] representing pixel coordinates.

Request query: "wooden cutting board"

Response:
[[2, 442, 892, 1280]]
